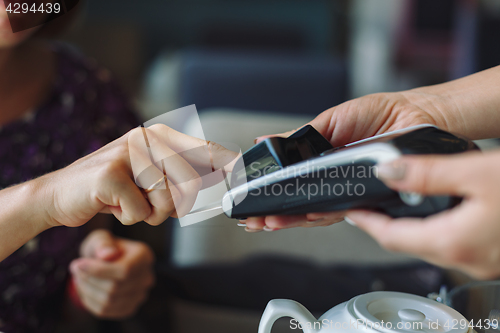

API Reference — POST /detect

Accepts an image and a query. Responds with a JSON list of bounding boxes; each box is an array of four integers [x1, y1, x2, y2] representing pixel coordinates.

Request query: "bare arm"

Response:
[[0, 125, 238, 262], [410, 64, 500, 140], [0, 179, 51, 261]]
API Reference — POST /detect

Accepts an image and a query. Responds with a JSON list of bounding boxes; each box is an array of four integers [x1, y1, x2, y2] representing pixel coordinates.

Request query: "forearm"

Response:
[[0, 179, 52, 261], [411, 65, 500, 140]]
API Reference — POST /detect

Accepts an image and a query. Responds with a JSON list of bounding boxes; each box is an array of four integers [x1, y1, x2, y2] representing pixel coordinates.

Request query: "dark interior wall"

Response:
[[82, 0, 338, 55], [62, 0, 342, 93], [477, 6, 500, 72]]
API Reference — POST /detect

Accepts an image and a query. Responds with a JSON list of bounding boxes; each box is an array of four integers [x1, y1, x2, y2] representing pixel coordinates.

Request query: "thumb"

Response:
[[254, 121, 329, 145], [254, 125, 312, 144], [376, 154, 473, 196], [254, 130, 295, 144], [254, 111, 334, 144], [81, 229, 121, 261]]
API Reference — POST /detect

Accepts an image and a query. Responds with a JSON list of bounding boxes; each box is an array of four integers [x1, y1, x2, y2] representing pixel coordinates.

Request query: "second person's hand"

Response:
[[244, 89, 462, 232], [346, 150, 500, 280], [70, 229, 155, 319]]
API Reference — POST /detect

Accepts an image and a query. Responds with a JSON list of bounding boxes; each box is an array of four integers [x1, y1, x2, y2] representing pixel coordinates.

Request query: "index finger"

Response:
[[254, 127, 301, 144], [148, 124, 239, 171]]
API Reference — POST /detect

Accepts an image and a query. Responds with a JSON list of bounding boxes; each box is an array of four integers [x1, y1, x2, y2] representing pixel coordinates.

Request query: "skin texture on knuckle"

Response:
[[144, 215, 165, 226], [122, 187, 152, 223], [127, 127, 149, 157], [206, 141, 234, 165], [127, 128, 164, 182], [178, 174, 203, 195], [157, 196, 177, 217], [112, 141, 131, 162], [164, 182, 182, 211], [95, 159, 128, 188], [119, 213, 136, 226], [143, 128, 162, 151], [173, 178, 202, 218], [148, 123, 170, 134], [192, 175, 203, 194], [144, 190, 177, 224], [136, 203, 153, 223], [263, 219, 285, 229], [119, 200, 151, 225], [92, 140, 131, 172]]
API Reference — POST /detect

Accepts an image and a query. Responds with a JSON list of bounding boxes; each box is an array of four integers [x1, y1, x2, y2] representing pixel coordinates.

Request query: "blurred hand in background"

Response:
[[70, 229, 155, 319]]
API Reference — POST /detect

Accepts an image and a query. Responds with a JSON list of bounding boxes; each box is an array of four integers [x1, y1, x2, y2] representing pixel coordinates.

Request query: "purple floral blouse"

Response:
[[0, 43, 139, 332]]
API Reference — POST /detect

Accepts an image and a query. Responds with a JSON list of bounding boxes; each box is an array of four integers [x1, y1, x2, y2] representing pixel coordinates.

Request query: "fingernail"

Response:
[[245, 227, 263, 233], [253, 137, 261, 144], [344, 216, 357, 227], [237, 223, 246, 227], [263, 226, 278, 232], [306, 218, 324, 225], [377, 162, 406, 180]]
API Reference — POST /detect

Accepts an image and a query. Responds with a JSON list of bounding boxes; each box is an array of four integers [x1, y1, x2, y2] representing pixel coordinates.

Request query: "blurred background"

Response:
[[54, 0, 500, 332]]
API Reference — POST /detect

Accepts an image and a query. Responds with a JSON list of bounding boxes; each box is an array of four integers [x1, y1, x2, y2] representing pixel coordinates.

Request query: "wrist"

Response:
[[408, 66, 500, 139], [400, 87, 466, 136], [27, 173, 58, 231], [0, 177, 53, 261]]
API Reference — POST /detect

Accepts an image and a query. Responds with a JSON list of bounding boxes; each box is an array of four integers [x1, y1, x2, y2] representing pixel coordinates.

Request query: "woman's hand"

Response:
[[69, 229, 155, 319], [256, 90, 463, 148], [346, 150, 500, 280], [243, 90, 461, 232], [38, 124, 238, 228], [244, 65, 500, 232], [0, 124, 237, 261]]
